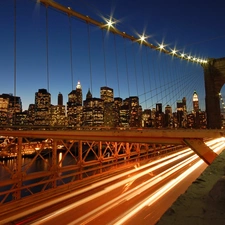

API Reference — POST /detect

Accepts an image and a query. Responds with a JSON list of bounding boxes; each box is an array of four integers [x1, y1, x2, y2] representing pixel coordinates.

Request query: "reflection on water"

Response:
[[0, 153, 75, 180], [0, 153, 77, 202]]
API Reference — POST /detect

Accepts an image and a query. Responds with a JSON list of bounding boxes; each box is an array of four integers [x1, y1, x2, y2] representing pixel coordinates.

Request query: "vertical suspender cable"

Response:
[[87, 23, 93, 94], [101, 29, 107, 87], [140, 47, 147, 109], [145, 47, 153, 109], [69, 15, 74, 90], [113, 34, 120, 96], [132, 42, 138, 97], [45, 6, 49, 92], [14, 0, 17, 114], [124, 38, 130, 97]]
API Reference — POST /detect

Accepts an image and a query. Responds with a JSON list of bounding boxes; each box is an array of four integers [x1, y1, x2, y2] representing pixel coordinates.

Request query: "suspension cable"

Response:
[[132, 42, 138, 97], [113, 34, 120, 96], [14, 0, 17, 116], [140, 46, 147, 109], [45, 5, 50, 92], [124, 38, 130, 97], [69, 15, 74, 90], [145, 47, 153, 109], [101, 29, 107, 87], [87, 23, 93, 94]]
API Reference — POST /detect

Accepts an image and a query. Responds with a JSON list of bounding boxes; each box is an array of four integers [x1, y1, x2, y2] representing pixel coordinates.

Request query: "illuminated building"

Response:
[[142, 109, 151, 127], [0, 94, 22, 126], [193, 91, 199, 112], [101, 86, 114, 127], [34, 89, 51, 126], [122, 96, 142, 127], [83, 89, 104, 127], [27, 104, 35, 125], [113, 97, 122, 127], [155, 103, 164, 128], [100, 86, 113, 102], [58, 92, 63, 106], [0, 95, 9, 125], [176, 97, 187, 128], [165, 105, 173, 128], [67, 81, 83, 127], [50, 92, 67, 127]]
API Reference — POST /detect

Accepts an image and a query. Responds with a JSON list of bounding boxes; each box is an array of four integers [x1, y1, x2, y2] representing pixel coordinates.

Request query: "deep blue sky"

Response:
[[0, 0, 225, 111]]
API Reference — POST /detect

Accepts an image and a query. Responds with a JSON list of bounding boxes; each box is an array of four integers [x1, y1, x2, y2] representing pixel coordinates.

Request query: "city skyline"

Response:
[[0, 82, 202, 114], [1, 0, 225, 112]]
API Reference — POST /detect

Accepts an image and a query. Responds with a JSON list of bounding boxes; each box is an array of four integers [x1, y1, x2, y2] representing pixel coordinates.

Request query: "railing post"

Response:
[[51, 139, 57, 188], [78, 140, 83, 180], [13, 137, 22, 200], [126, 142, 130, 163], [98, 141, 102, 173], [114, 142, 118, 166]]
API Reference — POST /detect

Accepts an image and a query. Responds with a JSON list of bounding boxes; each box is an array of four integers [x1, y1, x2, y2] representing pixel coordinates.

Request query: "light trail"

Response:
[[0, 148, 191, 224], [110, 140, 225, 224], [31, 149, 194, 225], [3, 138, 224, 224], [68, 154, 199, 225], [112, 159, 204, 225]]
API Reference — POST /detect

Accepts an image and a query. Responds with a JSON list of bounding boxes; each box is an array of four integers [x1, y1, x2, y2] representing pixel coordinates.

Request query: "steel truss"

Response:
[[0, 133, 181, 209]]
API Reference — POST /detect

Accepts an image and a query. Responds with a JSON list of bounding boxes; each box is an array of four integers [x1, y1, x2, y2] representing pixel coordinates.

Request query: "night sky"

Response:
[[0, 0, 225, 111]]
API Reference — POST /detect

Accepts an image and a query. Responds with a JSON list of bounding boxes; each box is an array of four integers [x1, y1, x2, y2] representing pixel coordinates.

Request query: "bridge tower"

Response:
[[203, 57, 225, 129]]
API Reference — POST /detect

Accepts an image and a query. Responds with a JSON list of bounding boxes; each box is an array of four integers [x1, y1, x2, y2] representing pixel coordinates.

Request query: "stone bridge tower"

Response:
[[203, 57, 225, 129]]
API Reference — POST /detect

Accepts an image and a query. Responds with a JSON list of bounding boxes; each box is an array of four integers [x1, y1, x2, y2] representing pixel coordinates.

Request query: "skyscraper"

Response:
[[67, 81, 83, 127], [100, 86, 114, 103], [58, 92, 63, 106], [34, 89, 51, 126], [193, 91, 199, 112]]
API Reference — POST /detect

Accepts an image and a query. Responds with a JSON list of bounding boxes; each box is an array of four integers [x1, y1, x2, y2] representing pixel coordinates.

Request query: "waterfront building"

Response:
[[165, 105, 173, 128], [142, 109, 151, 127], [0, 94, 22, 126], [0, 95, 9, 125], [58, 92, 63, 106], [67, 81, 83, 127], [119, 104, 129, 127], [100, 86, 114, 103], [176, 97, 187, 128], [155, 103, 164, 128], [100, 86, 114, 127], [50, 105, 67, 127], [113, 97, 123, 127], [193, 91, 199, 112], [187, 113, 195, 128], [34, 89, 51, 126], [27, 104, 35, 126]]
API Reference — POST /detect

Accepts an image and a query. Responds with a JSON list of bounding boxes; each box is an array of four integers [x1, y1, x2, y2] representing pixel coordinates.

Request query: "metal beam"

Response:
[[183, 138, 218, 165], [37, 0, 205, 63], [1, 129, 224, 144]]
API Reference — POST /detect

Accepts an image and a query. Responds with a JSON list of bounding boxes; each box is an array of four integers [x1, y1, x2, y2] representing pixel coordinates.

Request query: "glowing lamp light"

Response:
[[187, 55, 191, 60], [159, 44, 164, 50], [171, 49, 177, 55], [181, 53, 185, 58], [140, 35, 146, 42], [107, 19, 113, 28]]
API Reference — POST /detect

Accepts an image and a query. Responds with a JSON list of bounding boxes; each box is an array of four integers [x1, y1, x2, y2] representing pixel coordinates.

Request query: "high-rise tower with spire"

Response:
[[193, 90, 199, 112]]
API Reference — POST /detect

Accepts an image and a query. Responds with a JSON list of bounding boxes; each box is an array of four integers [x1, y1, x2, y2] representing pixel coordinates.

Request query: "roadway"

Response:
[[3, 138, 225, 225]]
